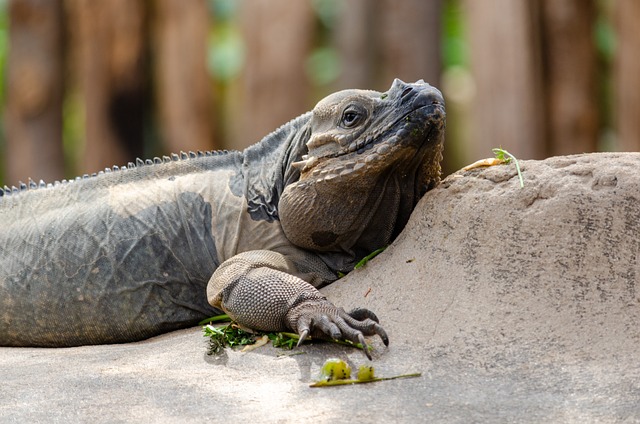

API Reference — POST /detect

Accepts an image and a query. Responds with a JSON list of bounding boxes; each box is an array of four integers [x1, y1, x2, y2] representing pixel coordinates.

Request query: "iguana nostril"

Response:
[[401, 87, 414, 98]]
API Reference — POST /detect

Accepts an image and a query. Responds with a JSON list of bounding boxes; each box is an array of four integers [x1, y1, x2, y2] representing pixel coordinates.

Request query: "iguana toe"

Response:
[[287, 301, 389, 359], [347, 307, 380, 323], [346, 308, 389, 346]]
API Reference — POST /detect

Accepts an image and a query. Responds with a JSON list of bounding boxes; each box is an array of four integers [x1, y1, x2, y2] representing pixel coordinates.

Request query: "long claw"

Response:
[[297, 329, 309, 347], [358, 333, 372, 360], [377, 326, 390, 346]]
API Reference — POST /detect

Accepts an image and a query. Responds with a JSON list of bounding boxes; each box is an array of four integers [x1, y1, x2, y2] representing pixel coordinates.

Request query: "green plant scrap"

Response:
[[492, 147, 524, 188], [203, 322, 256, 355], [461, 147, 524, 188], [354, 247, 386, 269], [268, 332, 299, 350], [336, 247, 387, 278], [198, 314, 231, 325], [202, 315, 370, 356]]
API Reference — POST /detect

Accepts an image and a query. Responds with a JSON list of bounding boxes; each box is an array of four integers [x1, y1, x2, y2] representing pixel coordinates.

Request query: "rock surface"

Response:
[[1, 153, 639, 422]]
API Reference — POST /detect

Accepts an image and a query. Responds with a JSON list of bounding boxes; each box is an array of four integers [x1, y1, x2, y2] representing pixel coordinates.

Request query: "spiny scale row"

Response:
[[0, 150, 218, 197]]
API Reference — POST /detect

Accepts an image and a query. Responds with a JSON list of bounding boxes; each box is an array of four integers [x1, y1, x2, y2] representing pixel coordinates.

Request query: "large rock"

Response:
[[329, 152, 640, 365], [1, 153, 639, 422]]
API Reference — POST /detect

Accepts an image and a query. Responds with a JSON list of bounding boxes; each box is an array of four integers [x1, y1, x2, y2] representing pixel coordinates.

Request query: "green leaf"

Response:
[[354, 247, 386, 269], [203, 323, 257, 355], [269, 332, 298, 350]]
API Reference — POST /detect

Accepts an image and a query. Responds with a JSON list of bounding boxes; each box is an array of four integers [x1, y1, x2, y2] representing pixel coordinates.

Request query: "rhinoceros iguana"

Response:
[[0, 79, 445, 358]]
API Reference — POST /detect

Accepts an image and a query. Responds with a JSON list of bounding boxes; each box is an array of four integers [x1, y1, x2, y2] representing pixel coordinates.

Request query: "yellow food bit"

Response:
[[310, 358, 420, 387], [319, 358, 351, 381], [461, 157, 504, 171], [356, 365, 375, 381]]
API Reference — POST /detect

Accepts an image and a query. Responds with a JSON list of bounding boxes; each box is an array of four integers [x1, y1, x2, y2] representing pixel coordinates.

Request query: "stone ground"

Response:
[[1, 153, 639, 423]]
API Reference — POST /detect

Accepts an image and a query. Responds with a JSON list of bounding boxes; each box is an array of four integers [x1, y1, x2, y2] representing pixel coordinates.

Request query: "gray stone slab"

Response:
[[2, 153, 639, 423]]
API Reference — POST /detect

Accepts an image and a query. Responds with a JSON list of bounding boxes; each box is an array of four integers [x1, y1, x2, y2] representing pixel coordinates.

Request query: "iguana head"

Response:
[[279, 79, 445, 272]]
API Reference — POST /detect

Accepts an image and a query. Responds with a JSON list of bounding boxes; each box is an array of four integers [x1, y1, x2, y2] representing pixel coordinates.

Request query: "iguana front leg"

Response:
[[206, 250, 389, 359]]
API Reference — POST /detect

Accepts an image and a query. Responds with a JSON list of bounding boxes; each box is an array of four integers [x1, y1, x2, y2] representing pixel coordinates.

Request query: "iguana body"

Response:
[[0, 79, 445, 353]]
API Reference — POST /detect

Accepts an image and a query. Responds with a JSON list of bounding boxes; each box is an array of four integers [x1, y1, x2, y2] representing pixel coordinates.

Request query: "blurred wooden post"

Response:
[[67, 0, 146, 173], [334, 0, 380, 90], [541, 0, 598, 156], [614, 0, 640, 151], [237, 0, 314, 148], [466, 0, 545, 161], [4, 0, 64, 185], [154, 0, 215, 154], [335, 0, 442, 92], [380, 0, 442, 88]]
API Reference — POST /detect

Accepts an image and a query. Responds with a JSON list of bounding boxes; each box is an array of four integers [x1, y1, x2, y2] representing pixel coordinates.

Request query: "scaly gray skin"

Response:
[[0, 79, 445, 357]]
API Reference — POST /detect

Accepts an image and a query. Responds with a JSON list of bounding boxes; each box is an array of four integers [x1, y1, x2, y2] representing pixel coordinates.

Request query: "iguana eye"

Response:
[[343, 111, 358, 124], [340, 106, 365, 128]]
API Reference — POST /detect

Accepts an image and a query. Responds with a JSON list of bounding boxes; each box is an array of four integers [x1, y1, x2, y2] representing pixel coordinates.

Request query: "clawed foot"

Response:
[[286, 302, 389, 360]]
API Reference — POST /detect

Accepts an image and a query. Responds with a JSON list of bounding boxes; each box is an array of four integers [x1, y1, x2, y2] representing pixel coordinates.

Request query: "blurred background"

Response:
[[0, 0, 638, 186]]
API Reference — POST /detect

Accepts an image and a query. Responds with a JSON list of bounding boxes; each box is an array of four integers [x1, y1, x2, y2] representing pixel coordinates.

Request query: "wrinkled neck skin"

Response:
[[236, 112, 311, 222], [278, 79, 446, 273]]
